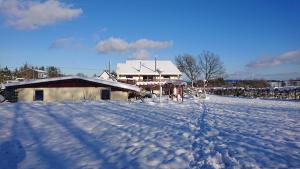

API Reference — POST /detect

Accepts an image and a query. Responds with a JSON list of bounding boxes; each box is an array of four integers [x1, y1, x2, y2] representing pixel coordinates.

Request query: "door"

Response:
[[101, 89, 111, 100], [34, 90, 44, 101]]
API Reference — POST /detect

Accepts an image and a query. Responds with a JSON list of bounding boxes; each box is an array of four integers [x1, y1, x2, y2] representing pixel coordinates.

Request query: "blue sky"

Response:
[[0, 0, 299, 79]]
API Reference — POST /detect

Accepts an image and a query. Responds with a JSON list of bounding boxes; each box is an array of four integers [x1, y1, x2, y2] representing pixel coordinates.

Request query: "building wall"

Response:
[[111, 91, 129, 100], [17, 88, 34, 102], [170, 75, 180, 80], [118, 75, 180, 81], [118, 75, 140, 80], [16, 87, 129, 102], [285, 80, 300, 87], [268, 81, 284, 88]]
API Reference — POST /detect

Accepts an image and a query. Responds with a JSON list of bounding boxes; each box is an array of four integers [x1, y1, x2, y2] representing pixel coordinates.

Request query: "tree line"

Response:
[[176, 50, 225, 87], [0, 64, 63, 83]]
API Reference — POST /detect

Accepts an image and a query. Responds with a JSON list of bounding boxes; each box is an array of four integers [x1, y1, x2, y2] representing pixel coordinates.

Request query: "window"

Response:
[[163, 75, 170, 79], [34, 90, 44, 101], [148, 76, 153, 80], [126, 75, 133, 79], [101, 89, 111, 100], [142, 76, 153, 81]]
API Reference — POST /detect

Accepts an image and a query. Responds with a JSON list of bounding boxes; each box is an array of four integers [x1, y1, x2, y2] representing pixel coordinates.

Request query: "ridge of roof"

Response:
[[3, 76, 140, 92]]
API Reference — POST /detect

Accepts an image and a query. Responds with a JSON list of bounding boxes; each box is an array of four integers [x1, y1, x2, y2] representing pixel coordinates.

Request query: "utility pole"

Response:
[[108, 60, 111, 78], [155, 57, 157, 72], [203, 79, 207, 98], [157, 69, 162, 103], [32, 67, 34, 79]]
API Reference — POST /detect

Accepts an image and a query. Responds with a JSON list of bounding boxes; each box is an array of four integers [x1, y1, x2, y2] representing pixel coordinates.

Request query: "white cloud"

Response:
[[49, 37, 87, 50], [0, 0, 82, 30], [246, 49, 300, 68], [131, 49, 151, 59], [132, 39, 173, 49], [277, 49, 300, 64], [96, 37, 173, 53], [96, 37, 130, 53], [49, 37, 74, 49]]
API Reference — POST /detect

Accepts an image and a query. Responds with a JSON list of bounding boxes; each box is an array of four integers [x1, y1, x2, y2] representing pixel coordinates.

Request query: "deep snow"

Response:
[[0, 96, 299, 169]]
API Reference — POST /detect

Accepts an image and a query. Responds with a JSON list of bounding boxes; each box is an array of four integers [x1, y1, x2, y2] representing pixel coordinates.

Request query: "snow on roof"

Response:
[[98, 71, 110, 78], [116, 60, 181, 76], [33, 69, 47, 73], [3, 76, 140, 92]]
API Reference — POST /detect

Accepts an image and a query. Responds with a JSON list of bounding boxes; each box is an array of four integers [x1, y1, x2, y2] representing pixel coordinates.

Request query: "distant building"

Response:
[[33, 69, 48, 79], [18, 68, 48, 80], [285, 80, 300, 87], [267, 80, 285, 88], [2, 76, 140, 102], [116, 59, 185, 96], [98, 71, 111, 80], [224, 80, 240, 86]]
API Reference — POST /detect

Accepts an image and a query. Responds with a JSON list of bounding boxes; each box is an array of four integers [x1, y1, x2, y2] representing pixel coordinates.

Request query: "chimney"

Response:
[[139, 61, 142, 71], [108, 60, 111, 78], [155, 57, 157, 72]]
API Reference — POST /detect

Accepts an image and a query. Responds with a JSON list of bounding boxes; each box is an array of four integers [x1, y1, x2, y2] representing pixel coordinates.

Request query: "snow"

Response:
[[116, 60, 181, 76], [3, 76, 140, 92], [0, 95, 299, 169]]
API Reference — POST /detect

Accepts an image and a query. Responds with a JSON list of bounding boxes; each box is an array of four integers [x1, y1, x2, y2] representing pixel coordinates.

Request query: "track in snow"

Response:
[[0, 95, 299, 169]]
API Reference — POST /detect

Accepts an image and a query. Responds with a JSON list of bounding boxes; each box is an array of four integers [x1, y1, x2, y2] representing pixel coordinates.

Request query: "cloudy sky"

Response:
[[0, 0, 299, 79]]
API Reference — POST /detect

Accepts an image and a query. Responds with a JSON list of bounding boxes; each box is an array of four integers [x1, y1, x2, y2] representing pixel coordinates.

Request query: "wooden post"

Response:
[[182, 85, 184, 102], [168, 85, 171, 98]]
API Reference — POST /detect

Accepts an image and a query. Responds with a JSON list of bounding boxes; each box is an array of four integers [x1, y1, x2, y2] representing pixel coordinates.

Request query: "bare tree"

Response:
[[176, 54, 200, 87], [76, 73, 87, 77], [46, 66, 63, 78], [198, 51, 225, 82]]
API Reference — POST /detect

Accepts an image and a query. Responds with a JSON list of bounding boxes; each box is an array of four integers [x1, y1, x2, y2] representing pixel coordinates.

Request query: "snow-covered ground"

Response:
[[0, 96, 299, 169]]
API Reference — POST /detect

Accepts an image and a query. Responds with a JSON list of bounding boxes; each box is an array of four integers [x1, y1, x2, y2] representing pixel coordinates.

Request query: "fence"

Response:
[[208, 87, 300, 100]]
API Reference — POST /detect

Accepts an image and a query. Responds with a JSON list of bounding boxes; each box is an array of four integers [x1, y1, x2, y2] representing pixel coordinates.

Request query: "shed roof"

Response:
[[3, 76, 140, 92]]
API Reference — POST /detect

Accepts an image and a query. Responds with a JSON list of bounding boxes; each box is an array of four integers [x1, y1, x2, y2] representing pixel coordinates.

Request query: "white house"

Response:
[[268, 80, 285, 88], [33, 69, 48, 79], [116, 59, 184, 95], [98, 71, 111, 80], [116, 59, 181, 81]]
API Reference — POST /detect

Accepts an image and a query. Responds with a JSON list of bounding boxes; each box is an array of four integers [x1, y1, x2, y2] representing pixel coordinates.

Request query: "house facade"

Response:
[[267, 80, 300, 88], [285, 80, 300, 87], [267, 80, 285, 88], [33, 69, 48, 79], [116, 59, 184, 95], [2, 76, 140, 102]]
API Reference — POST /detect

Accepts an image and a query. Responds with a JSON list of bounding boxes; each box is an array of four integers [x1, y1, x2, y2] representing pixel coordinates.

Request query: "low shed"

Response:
[[2, 76, 140, 102]]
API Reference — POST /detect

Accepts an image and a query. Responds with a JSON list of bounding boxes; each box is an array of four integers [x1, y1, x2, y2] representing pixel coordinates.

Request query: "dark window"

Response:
[[126, 75, 133, 78], [148, 76, 153, 80], [142, 76, 153, 81], [163, 75, 170, 79], [101, 89, 111, 100], [34, 90, 43, 101]]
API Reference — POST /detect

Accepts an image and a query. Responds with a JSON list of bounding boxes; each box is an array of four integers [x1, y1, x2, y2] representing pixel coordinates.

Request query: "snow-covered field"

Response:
[[0, 96, 299, 169]]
